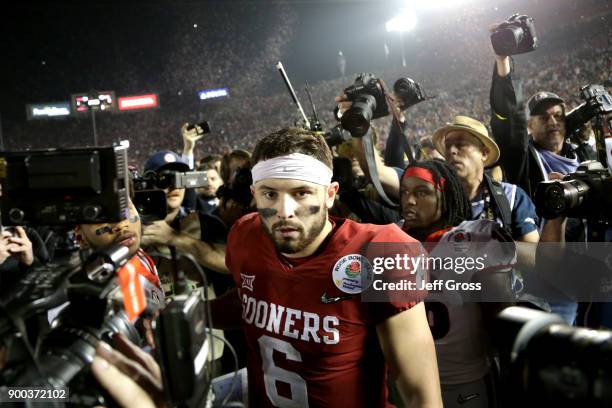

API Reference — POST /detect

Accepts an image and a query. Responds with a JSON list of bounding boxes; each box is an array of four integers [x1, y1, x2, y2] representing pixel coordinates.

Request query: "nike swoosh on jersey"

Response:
[[320, 292, 353, 304]]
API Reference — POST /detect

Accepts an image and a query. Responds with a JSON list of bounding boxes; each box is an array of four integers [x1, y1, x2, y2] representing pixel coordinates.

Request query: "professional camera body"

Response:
[[393, 77, 430, 110], [535, 160, 612, 220], [1, 245, 141, 406], [494, 307, 612, 408], [565, 84, 612, 137], [323, 125, 352, 148], [340, 73, 390, 137], [535, 84, 612, 222], [491, 14, 538, 56], [216, 167, 253, 207]]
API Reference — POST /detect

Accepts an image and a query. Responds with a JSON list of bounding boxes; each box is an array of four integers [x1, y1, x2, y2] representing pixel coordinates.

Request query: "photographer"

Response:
[[488, 17, 596, 324], [488, 18, 595, 197], [337, 83, 539, 245], [194, 161, 224, 214]]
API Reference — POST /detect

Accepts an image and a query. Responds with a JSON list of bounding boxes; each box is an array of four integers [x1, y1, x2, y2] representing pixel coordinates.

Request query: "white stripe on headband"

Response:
[[251, 153, 333, 186]]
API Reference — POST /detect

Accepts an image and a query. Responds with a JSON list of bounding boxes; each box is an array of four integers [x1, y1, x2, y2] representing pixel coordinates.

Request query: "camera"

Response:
[[186, 121, 211, 136], [494, 306, 612, 407], [155, 286, 212, 406], [534, 84, 612, 222], [0, 145, 129, 226], [534, 161, 612, 220], [340, 73, 389, 137], [216, 167, 253, 208], [132, 169, 209, 223], [323, 125, 352, 147], [2, 245, 144, 406], [491, 14, 538, 56], [393, 77, 430, 110], [565, 84, 612, 137]]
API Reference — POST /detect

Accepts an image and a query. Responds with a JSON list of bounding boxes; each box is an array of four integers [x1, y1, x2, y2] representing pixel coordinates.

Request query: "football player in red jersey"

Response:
[[400, 160, 515, 408], [224, 127, 441, 408], [90, 129, 442, 408]]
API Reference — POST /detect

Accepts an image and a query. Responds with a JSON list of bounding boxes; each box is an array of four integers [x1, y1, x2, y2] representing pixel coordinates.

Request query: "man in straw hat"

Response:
[[432, 115, 539, 243]]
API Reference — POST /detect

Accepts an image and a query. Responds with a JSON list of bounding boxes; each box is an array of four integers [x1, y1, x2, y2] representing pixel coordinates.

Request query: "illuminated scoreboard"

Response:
[[71, 91, 116, 114]]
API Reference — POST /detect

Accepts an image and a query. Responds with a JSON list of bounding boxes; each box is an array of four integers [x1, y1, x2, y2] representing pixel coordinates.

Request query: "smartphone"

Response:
[[186, 121, 211, 135]]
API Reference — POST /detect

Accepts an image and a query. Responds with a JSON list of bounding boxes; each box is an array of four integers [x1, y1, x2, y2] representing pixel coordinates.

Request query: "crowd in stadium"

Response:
[[2, 0, 608, 168]]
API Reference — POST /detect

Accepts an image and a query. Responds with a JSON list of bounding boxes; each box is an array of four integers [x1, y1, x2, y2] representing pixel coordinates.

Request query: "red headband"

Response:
[[402, 166, 446, 190]]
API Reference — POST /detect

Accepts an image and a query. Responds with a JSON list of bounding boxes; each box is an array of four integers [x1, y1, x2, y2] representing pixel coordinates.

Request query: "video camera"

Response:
[[494, 307, 612, 408], [535, 85, 612, 222], [132, 169, 209, 223], [0, 145, 129, 226], [1, 244, 140, 406], [0, 144, 216, 407], [491, 14, 538, 56]]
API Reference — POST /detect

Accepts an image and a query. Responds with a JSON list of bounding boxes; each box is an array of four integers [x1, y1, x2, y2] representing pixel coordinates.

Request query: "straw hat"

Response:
[[432, 115, 500, 167]]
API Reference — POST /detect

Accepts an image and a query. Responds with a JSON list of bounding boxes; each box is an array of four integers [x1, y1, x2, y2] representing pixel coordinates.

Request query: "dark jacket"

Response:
[[489, 64, 592, 198]]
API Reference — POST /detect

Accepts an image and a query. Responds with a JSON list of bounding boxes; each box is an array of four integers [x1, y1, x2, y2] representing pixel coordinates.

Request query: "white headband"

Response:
[[251, 153, 333, 186]]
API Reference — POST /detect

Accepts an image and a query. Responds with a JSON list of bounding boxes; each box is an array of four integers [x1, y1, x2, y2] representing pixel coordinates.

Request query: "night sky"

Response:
[[0, 0, 402, 124]]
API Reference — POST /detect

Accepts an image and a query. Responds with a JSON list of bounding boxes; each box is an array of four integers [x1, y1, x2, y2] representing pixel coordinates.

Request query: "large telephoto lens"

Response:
[[341, 94, 376, 137], [535, 179, 590, 219]]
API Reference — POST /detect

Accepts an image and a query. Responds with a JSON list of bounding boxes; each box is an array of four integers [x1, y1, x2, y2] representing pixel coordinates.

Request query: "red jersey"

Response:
[[226, 213, 421, 408]]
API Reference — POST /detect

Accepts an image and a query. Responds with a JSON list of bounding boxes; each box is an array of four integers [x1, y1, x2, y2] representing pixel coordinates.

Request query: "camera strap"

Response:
[[483, 174, 513, 234], [362, 128, 398, 207]]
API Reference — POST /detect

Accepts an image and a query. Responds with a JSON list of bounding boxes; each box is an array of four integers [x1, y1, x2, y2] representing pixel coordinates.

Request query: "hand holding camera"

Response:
[[91, 333, 164, 408], [335, 73, 431, 137], [0, 230, 12, 264], [1, 226, 34, 266], [181, 121, 211, 148]]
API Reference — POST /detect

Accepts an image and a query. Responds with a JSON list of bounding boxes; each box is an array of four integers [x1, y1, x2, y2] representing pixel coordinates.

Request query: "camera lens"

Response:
[[155, 173, 174, 190], [341, 94, 376, 137], [393, 78, 423, 109], [535, 179, 590, 218]]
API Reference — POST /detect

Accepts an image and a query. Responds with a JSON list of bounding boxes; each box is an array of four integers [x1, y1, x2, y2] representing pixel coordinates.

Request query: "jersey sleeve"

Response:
[[226, 213, 257, 286], [366, 224, 427, 326]]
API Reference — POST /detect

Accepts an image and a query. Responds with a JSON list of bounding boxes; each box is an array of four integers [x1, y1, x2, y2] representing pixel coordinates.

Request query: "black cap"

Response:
[[527, 91, 564, 116]]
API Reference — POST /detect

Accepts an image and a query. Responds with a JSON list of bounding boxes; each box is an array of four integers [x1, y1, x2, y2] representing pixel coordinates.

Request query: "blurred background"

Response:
[[0, 0, 609, 167]]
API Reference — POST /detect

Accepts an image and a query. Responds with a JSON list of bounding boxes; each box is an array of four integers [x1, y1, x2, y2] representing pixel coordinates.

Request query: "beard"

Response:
[[262, 209, 327, 255]]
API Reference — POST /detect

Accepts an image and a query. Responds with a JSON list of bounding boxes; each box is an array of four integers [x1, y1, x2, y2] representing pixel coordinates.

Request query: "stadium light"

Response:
[[407, 0, 478, 11], [386, 9, 417, 33]]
